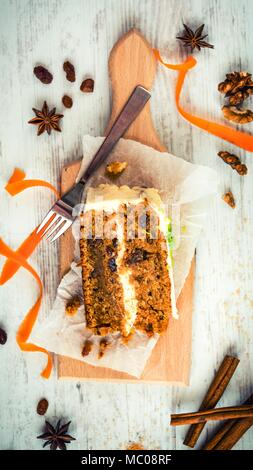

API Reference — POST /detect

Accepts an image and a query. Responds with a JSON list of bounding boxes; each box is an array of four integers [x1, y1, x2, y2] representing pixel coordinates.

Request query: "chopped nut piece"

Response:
[[80, 78, 94, 93], [218, 151, 248, 176], [65, 297, 81, 316], [81, 340, 93, 357], [222, 106, 253, 124], [106, 161, 128, 176], [63, 61, 75, 82], [33, 66, 53, 84], [222, 191, 236, 208], [62, 95, 73, 108], [98, 338, 109, 358]]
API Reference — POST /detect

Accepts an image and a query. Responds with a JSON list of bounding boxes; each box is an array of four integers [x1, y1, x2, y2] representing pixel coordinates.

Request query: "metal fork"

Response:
[[36, 86, 151, 242]]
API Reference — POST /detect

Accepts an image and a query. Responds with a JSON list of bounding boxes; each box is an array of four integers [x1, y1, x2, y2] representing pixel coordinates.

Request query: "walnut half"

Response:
[[222, 105, 253, 124]]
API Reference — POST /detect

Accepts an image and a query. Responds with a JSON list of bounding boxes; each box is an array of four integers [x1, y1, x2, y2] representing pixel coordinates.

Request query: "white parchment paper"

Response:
[[31, 136, 218, 378]]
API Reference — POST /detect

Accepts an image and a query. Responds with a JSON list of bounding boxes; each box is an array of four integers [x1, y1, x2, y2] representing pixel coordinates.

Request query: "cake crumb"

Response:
[[222, 191, 236, 208], [126, 442, 144, 450], [98, 338, 109, 358], [106, 161, 128, 176], [81, 340, 93, 357], [65, 297, 81, 316]]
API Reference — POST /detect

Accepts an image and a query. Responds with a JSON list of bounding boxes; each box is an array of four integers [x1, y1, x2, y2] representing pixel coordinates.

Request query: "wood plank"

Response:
[[58, 29, 195, 384], [1, 0, 253, 451]]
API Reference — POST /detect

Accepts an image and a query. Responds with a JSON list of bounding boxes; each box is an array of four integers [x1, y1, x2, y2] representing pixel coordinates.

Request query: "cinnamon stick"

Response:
[[202, 393, 253, 450], [170, 404, 253, 426], [183, 355, 239, 448]]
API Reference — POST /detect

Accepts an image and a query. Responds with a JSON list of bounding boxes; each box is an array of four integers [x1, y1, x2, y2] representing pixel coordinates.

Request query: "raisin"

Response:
[[112, 238, 118, 248], [33, 66, 53, 84], [146, 323, 153, 333], [62, 95, 73, 108], [126, 248, 150, 265], [37, 398, 49, 415], [106, 245, 114, 256], [0, 327, 7, 345], [108, 258, 117, 272], [90, 269, 97, 278], [80, 78, 94, 93], [88, 238, 103, 247], [63, 61, 76, 82]]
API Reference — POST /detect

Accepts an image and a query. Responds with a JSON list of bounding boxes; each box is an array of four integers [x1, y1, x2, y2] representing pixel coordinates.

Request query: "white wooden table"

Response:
[[0, 0, 253, 450]]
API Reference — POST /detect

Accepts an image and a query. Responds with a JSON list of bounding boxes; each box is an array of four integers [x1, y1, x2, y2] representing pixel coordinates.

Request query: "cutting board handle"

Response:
[[107, 28, 166, 151]]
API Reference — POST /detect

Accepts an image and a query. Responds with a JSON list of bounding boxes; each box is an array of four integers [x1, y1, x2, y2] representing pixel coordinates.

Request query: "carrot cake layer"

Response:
[[79, 184, 176, 337]]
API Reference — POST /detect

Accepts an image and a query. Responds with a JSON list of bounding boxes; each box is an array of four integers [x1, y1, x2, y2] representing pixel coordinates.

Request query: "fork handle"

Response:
[[79, 85, 151, 184]]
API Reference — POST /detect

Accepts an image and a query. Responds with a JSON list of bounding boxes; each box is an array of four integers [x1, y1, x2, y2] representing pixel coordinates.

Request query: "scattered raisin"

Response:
[[63, 61, 76, 82], [146, 323, 153, 334], [112, 238, 118, 248], [88, 238, 103, 247], [62, 95, 73, 109], [37, 398, 49, 416], [81, 340, 93, 357], [33, 66, 53, 84], [80, 78, 94, 93], [126, 248, 150, 265], [90, 269, 97, 278], [108, 258, 117, 272], [0, 327, 7, 345], [106, 245, 114, 256]]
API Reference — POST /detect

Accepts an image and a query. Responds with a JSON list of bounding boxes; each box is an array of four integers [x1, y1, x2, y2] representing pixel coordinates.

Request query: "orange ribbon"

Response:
[[5, 167, 59, 196], [0, 238, 53, 378], [154, 49, 253, 152], [0, 168, 57, 378]]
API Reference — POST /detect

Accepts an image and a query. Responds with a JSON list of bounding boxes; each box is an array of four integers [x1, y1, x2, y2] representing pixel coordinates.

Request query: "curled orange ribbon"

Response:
[[0, 168, 57, 378], [154, 49, 253, 152], [5, 167, 59, 196], [0, 238, 53, 378]]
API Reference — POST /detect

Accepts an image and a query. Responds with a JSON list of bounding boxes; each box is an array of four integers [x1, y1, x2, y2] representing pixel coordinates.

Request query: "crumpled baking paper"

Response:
[[31, 135, 218, 378]]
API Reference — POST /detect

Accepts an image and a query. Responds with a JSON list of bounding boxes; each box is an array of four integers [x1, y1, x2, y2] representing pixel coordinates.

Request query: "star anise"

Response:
[[28, 101, 63, 136], [177, 24, 214, 52], [37, 419, 75, 450]]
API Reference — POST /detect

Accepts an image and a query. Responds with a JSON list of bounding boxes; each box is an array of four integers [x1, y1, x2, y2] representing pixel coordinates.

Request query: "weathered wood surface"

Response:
[[59, 29, 195, 385], [0, 0, 253, 450]]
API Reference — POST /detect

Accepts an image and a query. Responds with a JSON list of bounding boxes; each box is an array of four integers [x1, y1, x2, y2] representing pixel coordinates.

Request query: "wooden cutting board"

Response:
[[58, 29, 195, 385]]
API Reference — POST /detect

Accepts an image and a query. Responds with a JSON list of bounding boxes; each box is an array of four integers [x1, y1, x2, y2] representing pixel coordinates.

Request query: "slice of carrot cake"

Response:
[[79, 184, 176, 337]]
